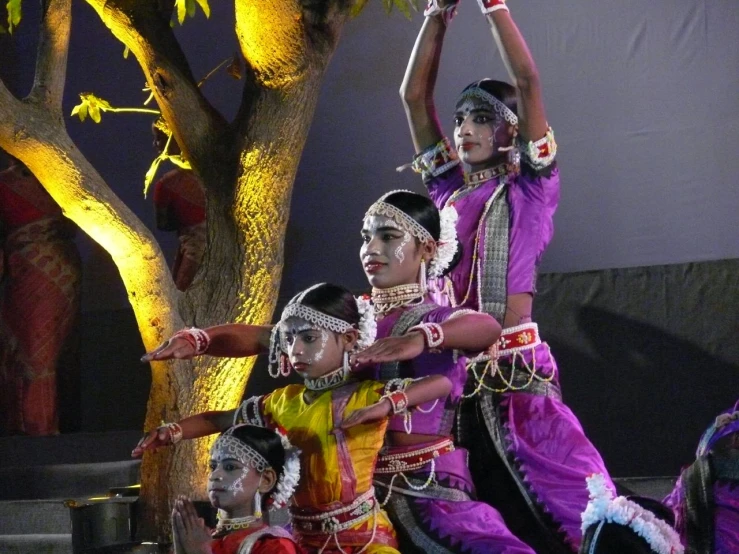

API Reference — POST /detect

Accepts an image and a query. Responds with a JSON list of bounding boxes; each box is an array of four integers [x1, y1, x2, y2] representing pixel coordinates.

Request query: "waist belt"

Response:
[[465, 322, 560, 396], [291, 487, 376, 535], [375, 438, 455, 474]]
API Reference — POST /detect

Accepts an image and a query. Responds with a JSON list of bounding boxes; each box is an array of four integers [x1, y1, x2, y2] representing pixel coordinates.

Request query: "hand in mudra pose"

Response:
[[172, 495, 213, 554]]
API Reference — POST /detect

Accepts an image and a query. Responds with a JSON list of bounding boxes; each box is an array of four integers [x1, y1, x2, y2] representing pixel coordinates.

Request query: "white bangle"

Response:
[[165, 422, 183, 444], [476, 0, 509, 15], [424, 0, 458, 25], [408, 323, 444, 350], [172, 327, 211, 355]]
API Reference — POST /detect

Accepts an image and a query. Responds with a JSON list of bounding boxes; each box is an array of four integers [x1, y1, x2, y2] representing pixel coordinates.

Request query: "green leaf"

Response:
[[194, 0, 210, 18], [6, 0, 21, 33], [393, 0, 412, 19], [350, 0, 370, 18], [175, 0, 186, 24], [123, 45, 130, 59], [168, 155, 192, 170], [88, 103, 101, 123], [382, 0, 393, 15], [77, 104, 88, 122], [144, 156, 164, 197], [186, 0, 196, 19]]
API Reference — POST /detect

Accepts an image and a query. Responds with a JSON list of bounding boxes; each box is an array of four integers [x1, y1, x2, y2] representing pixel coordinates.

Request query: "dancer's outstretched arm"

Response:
[[131, 409, 235, 458], [400, 7, 452, 152], [340, 374, 453, 429], [484, 4, 548, 141], [353, 311, 501, 365], [142, 324, 273, 362]]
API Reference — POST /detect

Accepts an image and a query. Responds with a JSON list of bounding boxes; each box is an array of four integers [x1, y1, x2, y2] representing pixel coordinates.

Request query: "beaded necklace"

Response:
[[303, 365, 348, 391], [371, 284, 425, 316], [213, 514, 262, 536], [463, 163, 508, 187]]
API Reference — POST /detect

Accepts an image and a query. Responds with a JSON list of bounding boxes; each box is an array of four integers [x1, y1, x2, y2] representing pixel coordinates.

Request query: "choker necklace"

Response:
[[214, 514, 262, 535], [304, 365, 348, 391], [372, 283, 425, 316], [464, 163, 508, 186]]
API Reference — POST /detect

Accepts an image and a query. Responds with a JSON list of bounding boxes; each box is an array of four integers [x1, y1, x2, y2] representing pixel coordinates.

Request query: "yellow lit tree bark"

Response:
[[0, 0, 363, 540]]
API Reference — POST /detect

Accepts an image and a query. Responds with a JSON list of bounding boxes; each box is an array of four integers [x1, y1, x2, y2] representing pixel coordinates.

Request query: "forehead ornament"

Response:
[[457, 85, 518, 127], [211, 429, 270, 473]]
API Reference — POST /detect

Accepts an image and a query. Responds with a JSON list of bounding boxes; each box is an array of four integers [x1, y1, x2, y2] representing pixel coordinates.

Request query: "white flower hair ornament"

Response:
[[355, 295, 377, 350], [581, 473, 684, 554], [270, 428, 301, 510], [428, 205, 459, 278]]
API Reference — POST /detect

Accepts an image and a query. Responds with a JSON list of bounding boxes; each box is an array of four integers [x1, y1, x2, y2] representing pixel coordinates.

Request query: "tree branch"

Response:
[[27, 0, 71, 117], [84, 0, 232, 174], [232, 0, 351, 137]]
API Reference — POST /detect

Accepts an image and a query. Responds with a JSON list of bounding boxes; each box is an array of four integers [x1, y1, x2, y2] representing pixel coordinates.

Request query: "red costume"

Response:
[[0, 165, 81, 435], [210, 525, 302, 554], [153, 168, 206, 290]]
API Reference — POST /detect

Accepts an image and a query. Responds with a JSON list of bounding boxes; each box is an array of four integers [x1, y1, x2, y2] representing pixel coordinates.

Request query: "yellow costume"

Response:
[[237, 380, 399, 554]]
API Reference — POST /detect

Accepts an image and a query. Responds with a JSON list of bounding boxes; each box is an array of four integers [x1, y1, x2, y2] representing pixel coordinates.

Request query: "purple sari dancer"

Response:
[[663, 400, 739, 554], [356, 191, 534, 553], [399, 0, 613, 551]]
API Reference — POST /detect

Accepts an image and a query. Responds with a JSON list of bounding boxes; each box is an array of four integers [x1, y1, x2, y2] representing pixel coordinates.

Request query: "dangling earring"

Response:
[[253, 489, 263, 519], [279, 354, 290, 377], [419, 260, 428, 293], [507, 127, 520, 173], [342, 350, 350, 379]]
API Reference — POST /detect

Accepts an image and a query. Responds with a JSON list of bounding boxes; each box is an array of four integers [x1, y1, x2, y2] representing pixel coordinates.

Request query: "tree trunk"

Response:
[[1, 0, 351, 542]]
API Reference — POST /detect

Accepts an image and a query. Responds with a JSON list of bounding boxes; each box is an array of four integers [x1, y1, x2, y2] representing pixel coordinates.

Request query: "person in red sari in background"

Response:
[[0, 153, 82, 436], [151, 120, 207, 291]]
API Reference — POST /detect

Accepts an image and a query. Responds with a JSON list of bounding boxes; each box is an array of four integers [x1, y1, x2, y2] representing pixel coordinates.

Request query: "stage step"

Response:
[[613, 476, 677, 500], [0, 533, 72, 554], [0, 499, 72, 535], [0, 431, 142, 468], [0, 460, 141, 501]]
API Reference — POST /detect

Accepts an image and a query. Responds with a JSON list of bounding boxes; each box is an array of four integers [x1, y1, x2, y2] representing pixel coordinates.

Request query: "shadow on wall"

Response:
[[535, 259, 739, 477]]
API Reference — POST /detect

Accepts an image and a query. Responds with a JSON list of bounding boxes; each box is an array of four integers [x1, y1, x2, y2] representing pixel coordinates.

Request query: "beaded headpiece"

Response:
[[211, 425, 301, 512], [456, 81, 518, 126], [211, 427, 271, 473], [364, 190, 435, 244], [364, 190, 458, 278], [581, 474, 684, 554], [696, 399, 739, 457]]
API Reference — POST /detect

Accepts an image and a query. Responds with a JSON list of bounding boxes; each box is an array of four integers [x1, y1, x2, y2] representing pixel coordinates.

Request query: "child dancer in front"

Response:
[[135, 283, 454, 554], [398, 0, 614, 550], [171, 424, 302, 554]]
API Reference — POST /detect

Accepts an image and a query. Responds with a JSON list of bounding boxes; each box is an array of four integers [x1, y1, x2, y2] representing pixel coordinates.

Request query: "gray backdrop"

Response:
[[1, 1, 738, 475]]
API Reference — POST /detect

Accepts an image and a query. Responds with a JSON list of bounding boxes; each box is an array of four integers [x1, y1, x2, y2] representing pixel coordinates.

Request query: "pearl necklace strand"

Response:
[[371, 284, 425, 316]]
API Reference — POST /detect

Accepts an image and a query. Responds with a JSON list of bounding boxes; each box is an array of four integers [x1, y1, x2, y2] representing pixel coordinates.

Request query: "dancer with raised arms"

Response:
[[398, 0, 613, 551]]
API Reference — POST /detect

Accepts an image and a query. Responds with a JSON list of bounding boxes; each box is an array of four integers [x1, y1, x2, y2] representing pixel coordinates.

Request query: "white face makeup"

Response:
[[228, 466, 250, 494], [395, 231, 411, 264], [454, 98, 507, 169], [207, 454, 261, 517], [313, 329, 329, 362], [360, 215, 425, 289], [281, 317, 345, 379]]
